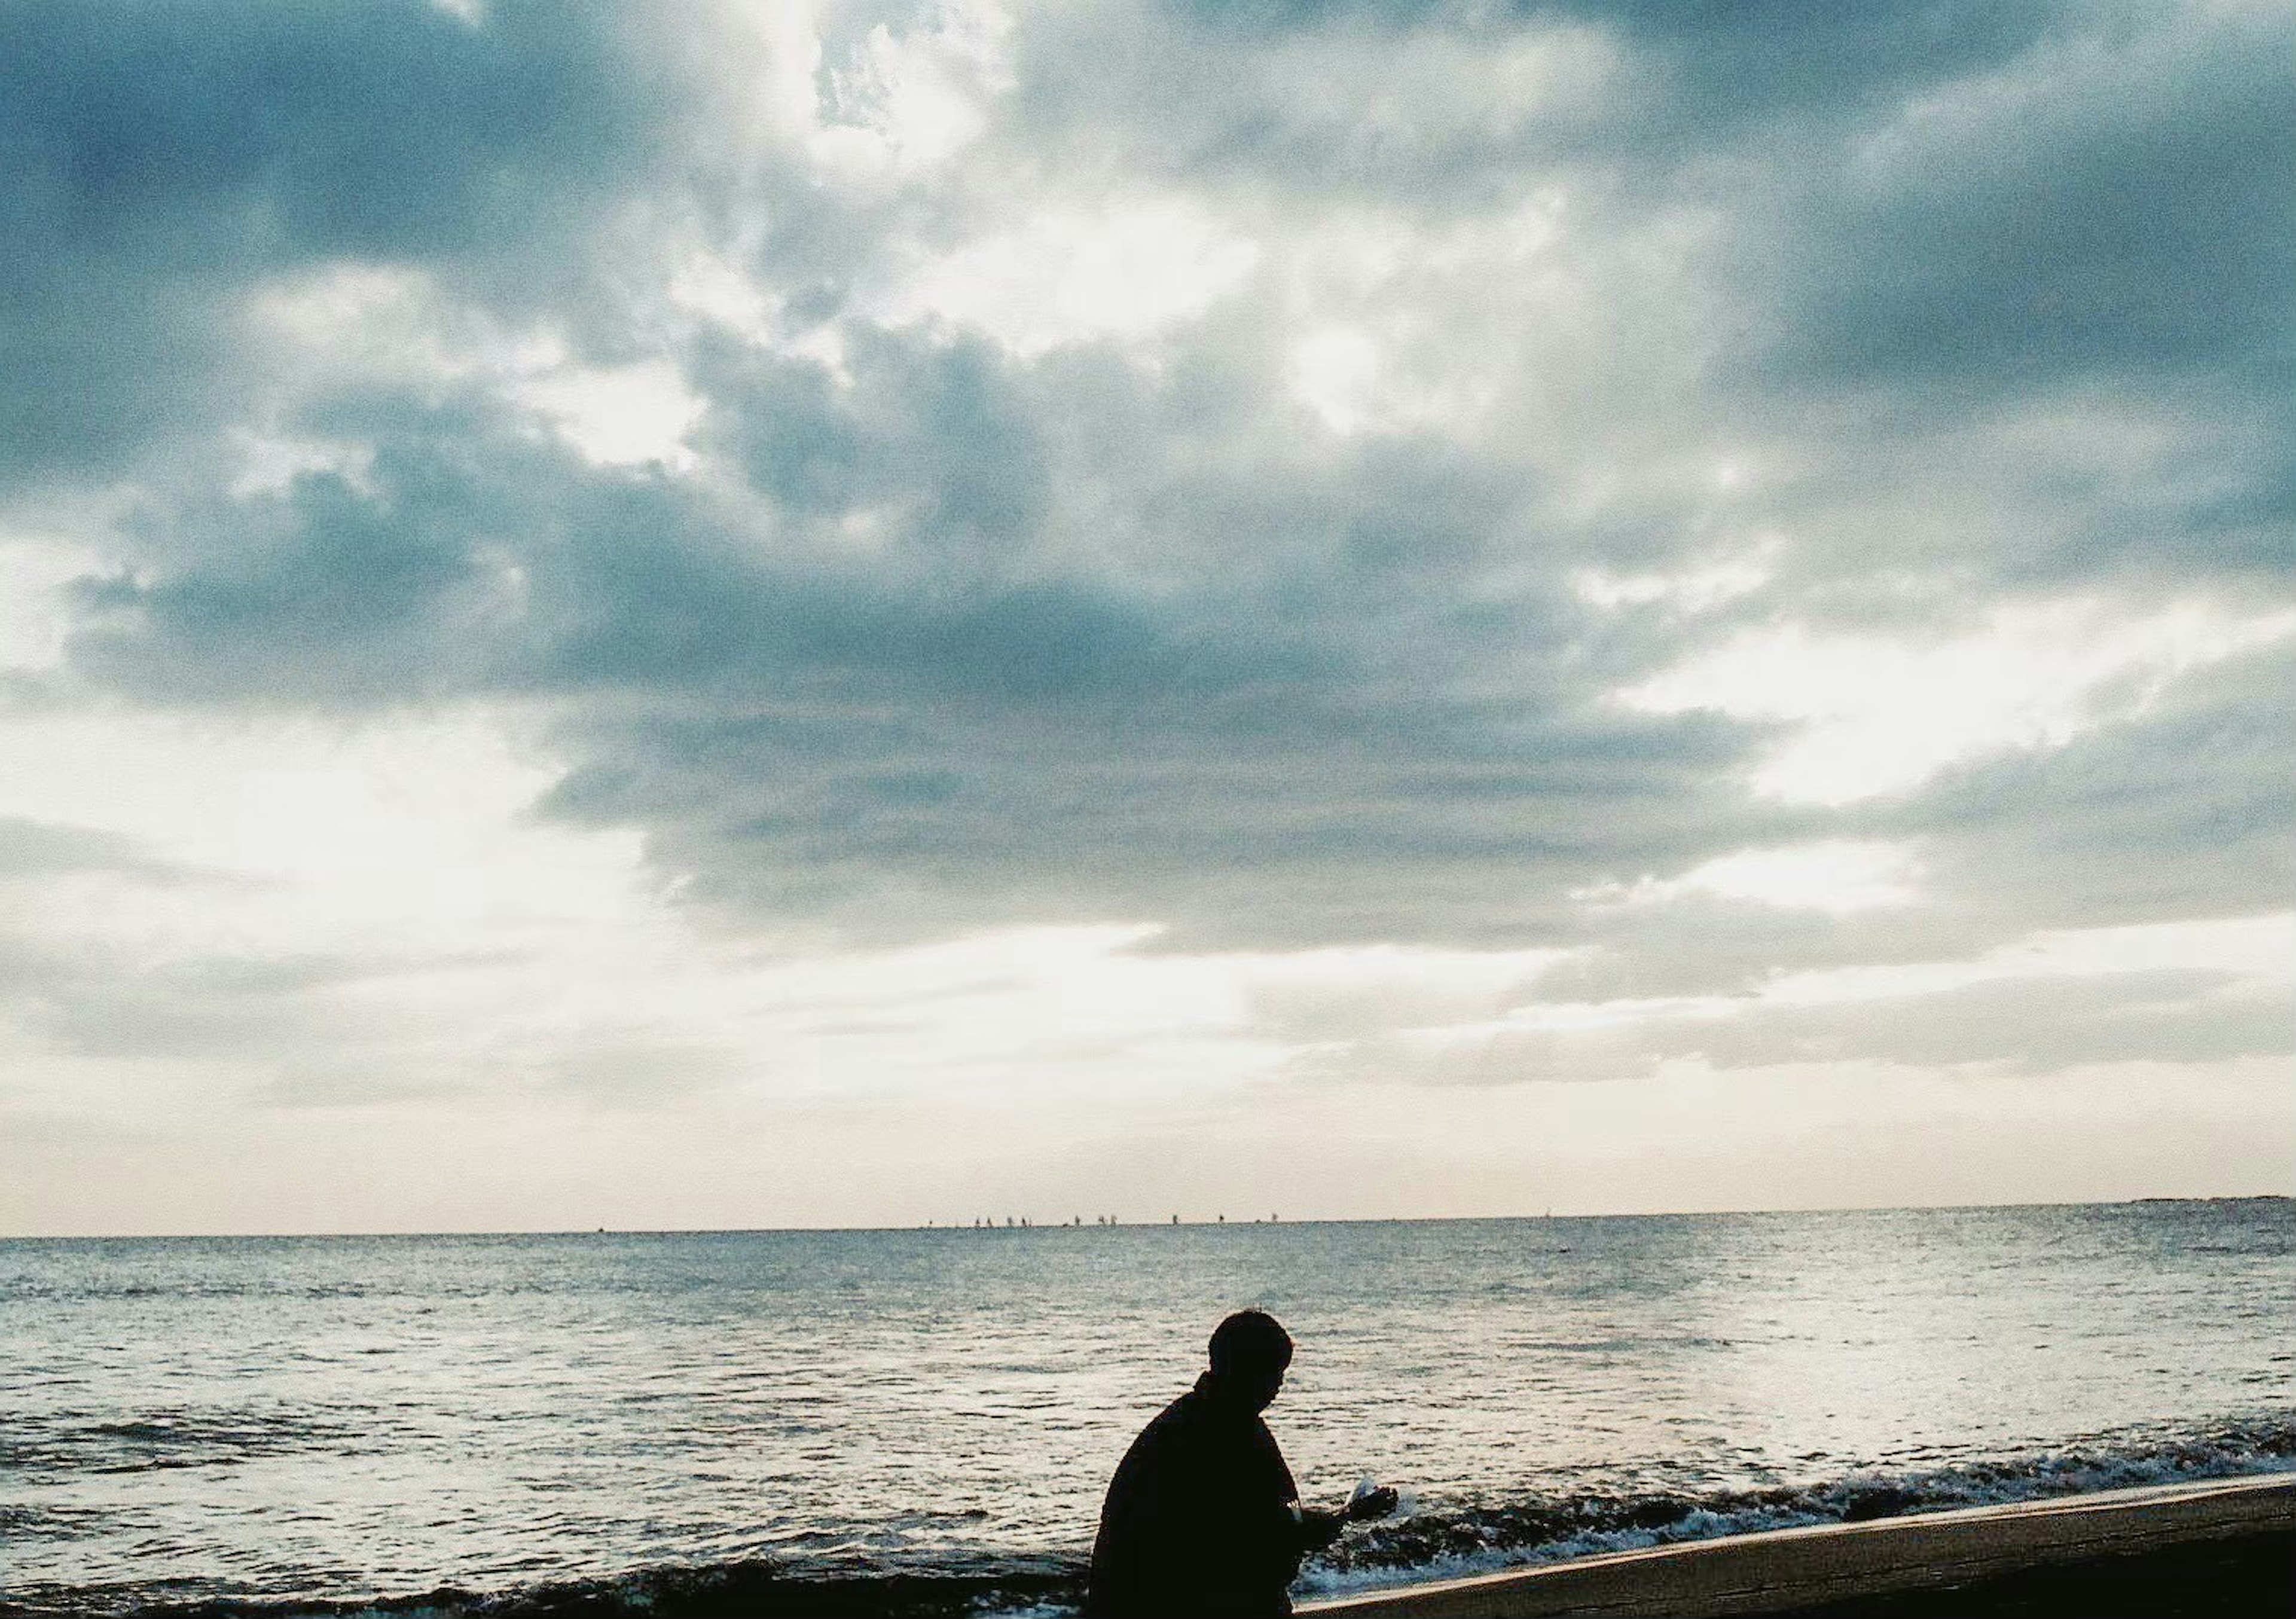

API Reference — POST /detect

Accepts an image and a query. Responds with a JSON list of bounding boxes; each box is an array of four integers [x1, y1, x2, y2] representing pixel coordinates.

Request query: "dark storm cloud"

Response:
[[58, 313, 1800, 945], [1015, 0, 2082, 201], [70, 460, 509, 704], [1712, 5, 2294, 590], [16, 0, 2293, 1015], [0, 0, 716, 484], [1546, 1, 2083, 115], [1012, 0, 2295, 572], [538, 695, 1776, 949], [1758, 11, 2294, 394]]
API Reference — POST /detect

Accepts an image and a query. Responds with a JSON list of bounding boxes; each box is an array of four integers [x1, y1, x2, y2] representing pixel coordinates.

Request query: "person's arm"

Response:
[[1231, 1424, 1318, 1586], [1297, 1503, 1348, 1553], [1298, 1485, 1399, 1553], [1348, 1486, 1400, 1521]]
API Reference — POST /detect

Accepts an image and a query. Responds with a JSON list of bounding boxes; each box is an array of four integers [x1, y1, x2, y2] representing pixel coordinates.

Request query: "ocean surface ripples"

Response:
[[1, 1200, 2290, 1617]]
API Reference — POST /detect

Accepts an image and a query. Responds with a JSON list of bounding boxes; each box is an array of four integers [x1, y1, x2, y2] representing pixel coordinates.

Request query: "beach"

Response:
[[1777, 1531, 2291, 1618], [1303, 1474, 2296, 1617]]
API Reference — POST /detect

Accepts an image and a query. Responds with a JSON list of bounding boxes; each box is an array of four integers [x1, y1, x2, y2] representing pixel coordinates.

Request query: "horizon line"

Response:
[[6, 1190, 2290, 1243]]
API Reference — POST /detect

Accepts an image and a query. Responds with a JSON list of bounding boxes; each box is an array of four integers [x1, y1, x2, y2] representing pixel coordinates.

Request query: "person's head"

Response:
[[1207, 1309, 1293, 1411]]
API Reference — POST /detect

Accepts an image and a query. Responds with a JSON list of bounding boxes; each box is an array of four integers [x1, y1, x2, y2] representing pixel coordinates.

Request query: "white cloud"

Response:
[[667, 249, 780, 344], [1580, 839, 1922, 915], [1573, 540, 1779, 613], [512, 361, 705, 469], [227, 428, 376, 497], [807, 0, 1015, 178], [255, 267, 709, 469], [1277, 191, 1574, 435], [252, 264, 553, 388], [1287, 323, 1387, 433], [0, 717, 616, 974], [1763, 912, 2295, 1008], [1451, 912, 2294, 1052], [0, 538, 108, 671], [883, 195, 1261, 356]]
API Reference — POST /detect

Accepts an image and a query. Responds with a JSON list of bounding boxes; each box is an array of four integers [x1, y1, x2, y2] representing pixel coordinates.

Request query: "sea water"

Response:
[[4, 1200, 2291, 1615]]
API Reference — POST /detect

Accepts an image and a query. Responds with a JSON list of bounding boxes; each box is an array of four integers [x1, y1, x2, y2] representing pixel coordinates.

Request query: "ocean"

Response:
[[3, 1200, 2291, 1617]]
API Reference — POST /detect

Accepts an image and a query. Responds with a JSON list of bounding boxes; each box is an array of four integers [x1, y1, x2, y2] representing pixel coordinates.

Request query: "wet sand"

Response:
[[1301, 1474, 2295, 1618]]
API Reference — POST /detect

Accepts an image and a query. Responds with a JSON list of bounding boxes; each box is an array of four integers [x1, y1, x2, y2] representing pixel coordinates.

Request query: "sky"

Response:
[[1, 0, 2290, 1235]]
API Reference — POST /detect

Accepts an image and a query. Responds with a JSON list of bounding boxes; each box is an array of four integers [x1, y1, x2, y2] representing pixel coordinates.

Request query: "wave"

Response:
[[2, 1410, 378, 1476], [0, 1558, 1086, 1619], [1302, 1414, 2296, 1599], [5, 1419, 2291, 1619]]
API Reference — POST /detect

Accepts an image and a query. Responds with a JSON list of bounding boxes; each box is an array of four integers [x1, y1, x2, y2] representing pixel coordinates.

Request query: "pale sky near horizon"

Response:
[[2, 0, 2291, 1236]]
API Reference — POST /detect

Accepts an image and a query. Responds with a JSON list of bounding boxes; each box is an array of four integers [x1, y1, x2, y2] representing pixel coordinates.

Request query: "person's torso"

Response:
[[1087, 1385, 1302, 1617]]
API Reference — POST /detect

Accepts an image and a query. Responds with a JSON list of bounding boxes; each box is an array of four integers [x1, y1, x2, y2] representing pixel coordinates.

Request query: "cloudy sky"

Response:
[[2, 0, 2289, 1235]]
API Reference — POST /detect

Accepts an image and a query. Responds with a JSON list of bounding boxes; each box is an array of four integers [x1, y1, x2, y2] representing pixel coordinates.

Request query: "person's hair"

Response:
[[1208, 1309, 1293, 1379]]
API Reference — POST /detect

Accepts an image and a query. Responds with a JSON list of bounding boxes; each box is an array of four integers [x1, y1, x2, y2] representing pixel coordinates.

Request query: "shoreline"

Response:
[[1300, 1474, 2296, 1618], [3, 1477, 2286, 1619]]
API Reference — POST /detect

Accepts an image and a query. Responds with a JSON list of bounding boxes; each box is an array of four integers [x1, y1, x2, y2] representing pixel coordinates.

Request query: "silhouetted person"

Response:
[[1085, 1310, 1398, 1617]]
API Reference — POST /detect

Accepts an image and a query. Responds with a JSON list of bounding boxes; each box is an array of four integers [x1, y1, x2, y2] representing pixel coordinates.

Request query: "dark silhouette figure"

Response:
[[1085, 1311, 1399, 1617]]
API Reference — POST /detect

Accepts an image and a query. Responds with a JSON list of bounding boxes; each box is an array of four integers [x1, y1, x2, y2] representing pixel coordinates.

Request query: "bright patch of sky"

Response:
[[1620, 598, 2296, 803]]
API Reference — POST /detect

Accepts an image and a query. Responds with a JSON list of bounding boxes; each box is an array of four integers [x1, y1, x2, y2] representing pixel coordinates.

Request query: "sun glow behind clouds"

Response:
[[1620, 599, 2296, 803], [0, 689, 2285, 1228], [0, 708, 643, 957], [8, 694, 2267, 1113]]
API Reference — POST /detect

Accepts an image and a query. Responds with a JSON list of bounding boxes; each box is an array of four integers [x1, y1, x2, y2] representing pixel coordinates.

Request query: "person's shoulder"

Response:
[[1119, 1388, 1203, 1456], [1105, 1389, 1214, 1504], [1153, 1385, 1215, 1426]]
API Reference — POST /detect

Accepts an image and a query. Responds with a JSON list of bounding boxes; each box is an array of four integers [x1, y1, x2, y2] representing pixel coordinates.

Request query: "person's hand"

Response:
[[1346, 1486, 1400, 1521]]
